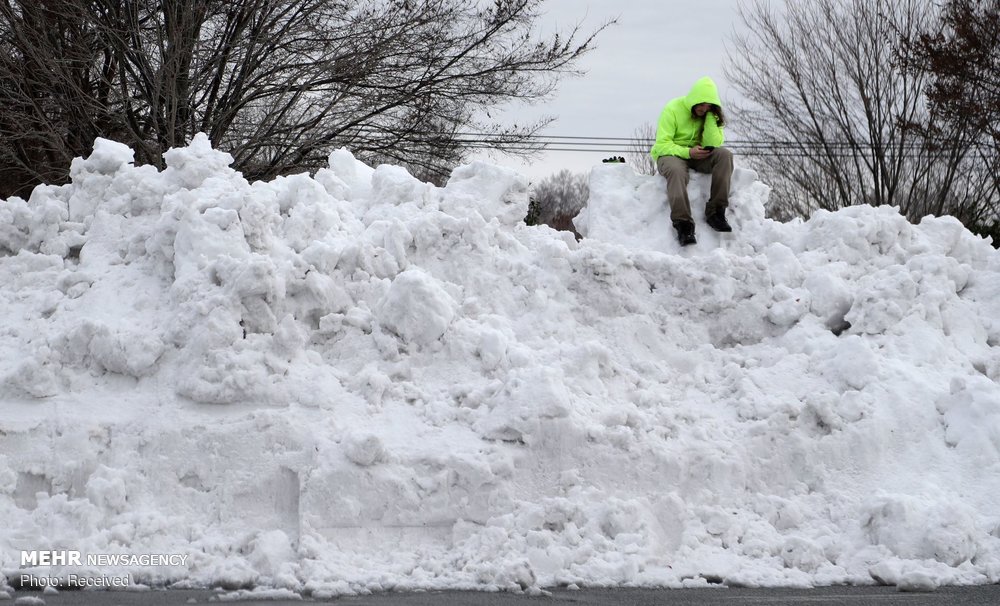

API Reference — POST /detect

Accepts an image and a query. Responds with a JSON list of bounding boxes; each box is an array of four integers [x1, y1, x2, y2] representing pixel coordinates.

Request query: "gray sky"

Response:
[[471, 0, 748, 181]]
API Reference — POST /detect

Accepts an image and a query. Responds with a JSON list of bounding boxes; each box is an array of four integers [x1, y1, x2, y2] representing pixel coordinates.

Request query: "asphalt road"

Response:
[[10, 585, 1000, 605]]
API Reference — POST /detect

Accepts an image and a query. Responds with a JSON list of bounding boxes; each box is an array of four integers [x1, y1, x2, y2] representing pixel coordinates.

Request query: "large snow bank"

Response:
[[1, 134, 999, 596]]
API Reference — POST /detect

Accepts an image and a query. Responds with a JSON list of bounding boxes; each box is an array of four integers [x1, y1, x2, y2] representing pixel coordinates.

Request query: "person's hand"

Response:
[[690, 146, 712, 160]]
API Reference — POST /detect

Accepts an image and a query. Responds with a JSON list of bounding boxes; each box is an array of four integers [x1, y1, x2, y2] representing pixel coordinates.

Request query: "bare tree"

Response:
[[725, 0, 996, 229], [902, 0, 999, 145], [0, 0, 610, 197], [624, 123, 656, 176], [527, 169, 587, 235], [900, 0, 1000, 239]]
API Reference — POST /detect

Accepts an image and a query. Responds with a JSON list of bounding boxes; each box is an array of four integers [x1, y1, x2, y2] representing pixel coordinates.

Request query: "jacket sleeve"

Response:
[[650, 106, 691, 160], [701, 112, 725, 148]]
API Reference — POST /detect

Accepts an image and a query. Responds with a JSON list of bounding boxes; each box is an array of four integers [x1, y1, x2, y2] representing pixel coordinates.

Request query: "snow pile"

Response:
[[1, 134, 1000, 595]]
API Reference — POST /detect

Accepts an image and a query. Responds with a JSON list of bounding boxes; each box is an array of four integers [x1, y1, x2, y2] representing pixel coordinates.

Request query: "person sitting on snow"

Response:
[[649, 76, 733, 246]]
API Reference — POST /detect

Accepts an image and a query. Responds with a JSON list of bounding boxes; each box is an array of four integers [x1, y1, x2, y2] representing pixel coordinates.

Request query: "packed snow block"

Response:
[[896, 569, 942, 592], [253, 172, 328, 217], [441, 162, 529, 226]]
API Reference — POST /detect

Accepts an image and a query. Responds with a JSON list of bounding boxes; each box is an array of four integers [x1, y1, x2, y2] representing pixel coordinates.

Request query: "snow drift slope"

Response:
[[1, 135, 1000, 595]]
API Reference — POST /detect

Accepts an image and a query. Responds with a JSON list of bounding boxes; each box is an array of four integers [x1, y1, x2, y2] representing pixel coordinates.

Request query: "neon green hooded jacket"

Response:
[[649, 77, 724, 161]]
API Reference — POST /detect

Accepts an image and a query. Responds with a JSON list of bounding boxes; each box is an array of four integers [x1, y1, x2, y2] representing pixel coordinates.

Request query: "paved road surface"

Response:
[[11, 585, 1000, 605]]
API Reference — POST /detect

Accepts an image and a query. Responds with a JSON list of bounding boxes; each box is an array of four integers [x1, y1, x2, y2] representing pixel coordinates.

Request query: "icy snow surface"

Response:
[[2, 134, 1000, 595]]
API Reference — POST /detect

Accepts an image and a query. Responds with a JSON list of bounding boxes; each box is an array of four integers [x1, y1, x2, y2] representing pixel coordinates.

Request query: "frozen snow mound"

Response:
[[1, 136, 1000, 596]]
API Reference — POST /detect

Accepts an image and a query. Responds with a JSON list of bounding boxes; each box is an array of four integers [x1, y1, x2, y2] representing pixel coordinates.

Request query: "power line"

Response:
[[347, 125, 965, 148], [337, 125, 991, 158]]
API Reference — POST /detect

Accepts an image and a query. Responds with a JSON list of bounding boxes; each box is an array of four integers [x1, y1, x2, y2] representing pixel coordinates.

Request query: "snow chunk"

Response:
[[321, 147, 374, 202], [863, 495, 979, 566], [217, 587, 301, 601], [803, 268, 853, 332], [343, 432, 386, 467], [897, 570, 940, 592], [54, 320, 165, 378], [479, 366, 571, 443], [248, 530, 297, 579], [764, 243, 804, 287], [845, 266, 919, 335], [767, 285, 810, 327], [370, 164, 432, 210], [824, 336, 879, 390], [936, 376, 1000, 465], [375, 268, 457, 346], [70, 137, 134, 176], [4, 359, 60, 399], [85, 465, 129, 514], [162, 132, 237, 189]]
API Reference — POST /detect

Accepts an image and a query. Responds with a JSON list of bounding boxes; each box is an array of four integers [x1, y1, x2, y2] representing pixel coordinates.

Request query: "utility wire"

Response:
[[346, 126, 958, 148], [337, 126, 988, 159]]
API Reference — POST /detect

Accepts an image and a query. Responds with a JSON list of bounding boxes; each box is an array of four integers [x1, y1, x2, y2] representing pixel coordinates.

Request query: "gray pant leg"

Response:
[[689, 147, 733, 215], [656, 155, 692, 224]]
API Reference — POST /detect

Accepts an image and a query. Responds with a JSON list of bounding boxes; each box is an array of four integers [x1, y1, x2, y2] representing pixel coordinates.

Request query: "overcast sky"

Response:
[[471, 0, 748, 181]]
